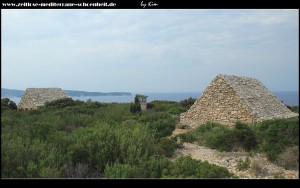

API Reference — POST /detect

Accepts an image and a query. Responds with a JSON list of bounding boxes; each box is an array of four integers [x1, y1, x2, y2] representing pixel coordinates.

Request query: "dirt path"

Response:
[[173, 142, 298, 179], [171, 128, 298, 179]]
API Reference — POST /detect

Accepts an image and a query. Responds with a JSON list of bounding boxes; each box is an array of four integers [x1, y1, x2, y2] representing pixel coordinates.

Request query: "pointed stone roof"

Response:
[[218, 74, 297, 120], [23, 88, 68, 107], [180, 74, 298, 128]]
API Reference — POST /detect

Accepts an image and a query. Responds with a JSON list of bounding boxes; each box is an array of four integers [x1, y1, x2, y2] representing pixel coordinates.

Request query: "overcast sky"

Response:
[[1, 9, 299, 92]]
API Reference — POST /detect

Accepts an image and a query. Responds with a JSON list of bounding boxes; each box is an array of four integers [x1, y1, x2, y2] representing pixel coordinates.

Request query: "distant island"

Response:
[[1, 88, 131, 98]]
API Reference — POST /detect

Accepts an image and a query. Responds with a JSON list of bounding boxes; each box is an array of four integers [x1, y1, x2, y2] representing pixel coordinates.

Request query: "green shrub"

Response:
[[167, 106, 186, 115], [29, 122, 56, 140], [2, 98, 296, 178], [148, 118, 176, 138], [162, 155, 233, 178], [154, 137, 176, 157], [104, 163, 144, 178], [130, 103, 141, 113], [139, 112, 176, 138], [254, 118, 299, 161], [1, 98, 17, 111], [39, 167, 60, 178], [146, 103, 155, 109], [180, 97, 196, 110], [237, 157, 251, 171], [286, 106, 299, 113], [45, 98, 75, 109], [139, 157, 171, 178], [178, 133, 197, 143], [232, 122, 257, 151]]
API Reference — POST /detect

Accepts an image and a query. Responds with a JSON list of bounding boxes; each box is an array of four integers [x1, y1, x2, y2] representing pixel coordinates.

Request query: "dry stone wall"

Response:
[[180, 76, 256, 128], [18, 88, 68, 110], [180, 74, 298, 128], [18, 94, 36, 110], [221, 75, 297, 120]]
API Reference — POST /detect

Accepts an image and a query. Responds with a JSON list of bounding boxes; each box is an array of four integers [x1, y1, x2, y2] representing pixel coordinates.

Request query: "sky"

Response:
[[1, 9, 299, 93]]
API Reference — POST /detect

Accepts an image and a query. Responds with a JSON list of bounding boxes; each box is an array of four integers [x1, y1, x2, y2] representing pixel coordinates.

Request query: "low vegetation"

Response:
[[178, 115, 299, 170], [236, 157, 251, 171], [1, 98, 298, 177], [1, 97, 231, 178]]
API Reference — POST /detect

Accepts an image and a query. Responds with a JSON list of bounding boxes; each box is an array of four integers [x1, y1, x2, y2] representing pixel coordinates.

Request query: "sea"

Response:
[[4, 91, 299, 106]]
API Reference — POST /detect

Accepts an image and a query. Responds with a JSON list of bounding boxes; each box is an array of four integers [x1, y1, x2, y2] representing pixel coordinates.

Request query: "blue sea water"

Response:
[[5, 91, 299, 106]]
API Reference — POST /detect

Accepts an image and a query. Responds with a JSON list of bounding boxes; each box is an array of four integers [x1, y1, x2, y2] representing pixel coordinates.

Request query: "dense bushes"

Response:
[[105, 155, 234, 179], [179, 122, 239, 152], [179, 117, 299, 169], [2, 96, 298, 177], [232, 122, 257, 151], [138, 112, 176, 138], [180, 97, 196, 110], [130, 95, 141, 113], [162, 155, 233, 178], [286, 106, 299, 113], [44, 98, 75, 109], [3, 98, 216, 178], [254, 118, 299, 161], [104, 157, 171, 178], [154, 137, 176, 157], [1, 98, 17, 112]]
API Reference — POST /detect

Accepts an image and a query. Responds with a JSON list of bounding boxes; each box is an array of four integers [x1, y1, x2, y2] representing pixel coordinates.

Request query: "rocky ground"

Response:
[[171, 129, 299, 179]]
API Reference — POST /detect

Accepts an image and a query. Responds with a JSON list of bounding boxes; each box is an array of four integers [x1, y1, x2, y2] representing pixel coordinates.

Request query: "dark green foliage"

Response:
[[180, 122, 234, 151], [139, 112, 176, 138], [286, 105, 299, 113], [104, 163, 144, 178], [3, 96, 296, 178], [146, 100, 180, 113], [180, 122, 257, 152], [232, 122, 257, 151], [180, 97, 196, 110], [130, 95, 142, 113], [180, 118, 298, 165], [146, 103, 155, 109], [167, 107, 186, 115], [130, 102, 141, 113], [162, 155, 233, 178], [154, 137, 176, 157], [178, 133, 197, 143], [104, 157, 171, 178], [254, 118, 299, 161], [148, 119, 176, 138], [139, 157, 171, 178], [1, 98, 17, 112], [29, 122, 56, 141], [45, 98, 75, 109]]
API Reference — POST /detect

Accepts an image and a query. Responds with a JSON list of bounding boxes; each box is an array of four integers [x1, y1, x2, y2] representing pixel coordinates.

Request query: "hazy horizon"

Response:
[[2, 9, 299, 92], [1, 87, 299, 94]]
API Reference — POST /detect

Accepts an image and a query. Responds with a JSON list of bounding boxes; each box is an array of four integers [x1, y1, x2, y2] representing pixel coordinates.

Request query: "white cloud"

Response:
[[1, 9, 298, 92]]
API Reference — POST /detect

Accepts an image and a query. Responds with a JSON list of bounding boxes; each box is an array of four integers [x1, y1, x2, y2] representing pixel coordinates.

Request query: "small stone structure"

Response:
[[137, 94, 148, 111], [180, 74, 298, 128], [18, 88, 69, 110]]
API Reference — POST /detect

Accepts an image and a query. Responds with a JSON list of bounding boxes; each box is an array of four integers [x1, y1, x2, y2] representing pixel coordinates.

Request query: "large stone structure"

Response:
[[180, 74, 298, 128], [137, 94, 148, 111], [18, 88, 69, 110]]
